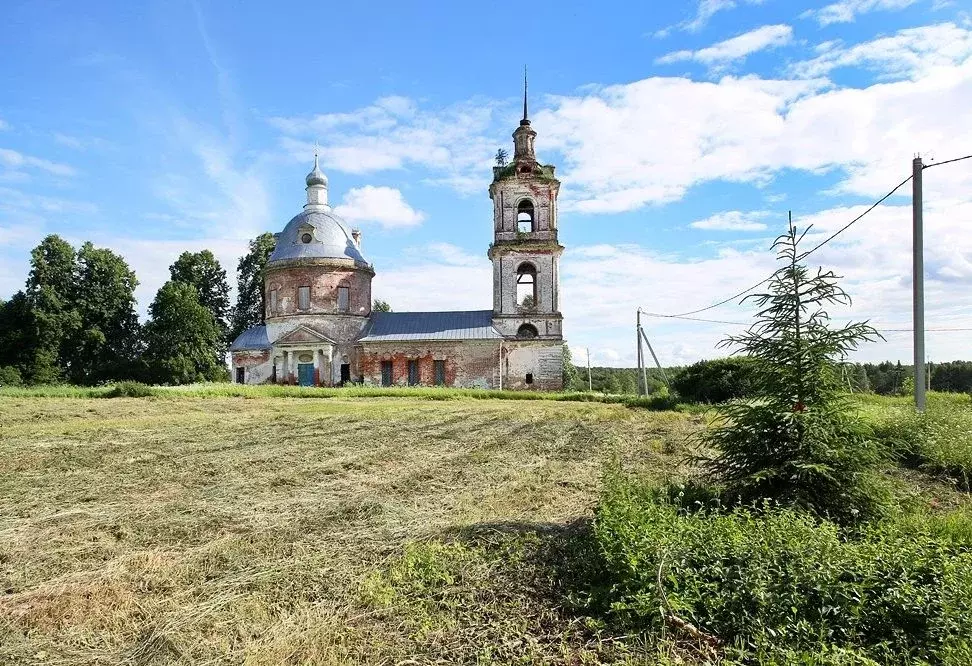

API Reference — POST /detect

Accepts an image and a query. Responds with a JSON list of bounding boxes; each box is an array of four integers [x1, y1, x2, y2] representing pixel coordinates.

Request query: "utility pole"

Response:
[[912, 156, 926, 411], [636, 309, 645, 395], [586, 347, 592, 392]]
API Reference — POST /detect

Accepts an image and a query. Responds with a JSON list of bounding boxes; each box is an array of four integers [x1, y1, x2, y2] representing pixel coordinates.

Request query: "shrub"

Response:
[[0, 365, 23, 387], [671, 357, 758, 404], [102, 381, 158, 398], [702, 224, 888, 522], [595, 475, 972, 664]]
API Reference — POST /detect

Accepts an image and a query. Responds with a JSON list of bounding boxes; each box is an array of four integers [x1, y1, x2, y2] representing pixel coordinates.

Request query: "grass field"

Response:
[[2, 391, 968, 664], [0, 394, 700, 664]]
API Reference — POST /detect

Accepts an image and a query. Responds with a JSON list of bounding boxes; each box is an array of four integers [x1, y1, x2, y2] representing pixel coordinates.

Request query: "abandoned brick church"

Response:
[[229, 92, 565, 390]]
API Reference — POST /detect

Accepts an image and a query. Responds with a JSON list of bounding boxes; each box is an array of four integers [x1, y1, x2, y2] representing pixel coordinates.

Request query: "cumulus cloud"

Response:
[[657, 24, 793, 67], [791, 23, 972, 80], [804, 0, 919, 26], [690, 210, 769, 230], [536, 23, 972, 213], [333, 186, 426, 229]]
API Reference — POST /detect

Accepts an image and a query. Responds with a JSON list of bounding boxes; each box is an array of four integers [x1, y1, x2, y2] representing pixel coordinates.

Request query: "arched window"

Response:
[[517, 324, 539, 339], [517, 200, 535, 233], [516, 263, 537, 309]]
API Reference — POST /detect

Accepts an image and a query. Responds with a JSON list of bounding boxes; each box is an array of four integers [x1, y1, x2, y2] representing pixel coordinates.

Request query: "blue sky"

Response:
[[2, 0, 971, 366]]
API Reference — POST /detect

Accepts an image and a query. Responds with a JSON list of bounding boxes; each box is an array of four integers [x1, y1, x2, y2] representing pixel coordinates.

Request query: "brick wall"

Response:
[[357, 341, 500, 389], [266, 264, 372, 319]]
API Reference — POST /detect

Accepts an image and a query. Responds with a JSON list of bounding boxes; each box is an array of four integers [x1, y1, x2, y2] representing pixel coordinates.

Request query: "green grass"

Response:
[[0, 394, 699, 664], [0, 381, 691, 410], [1, 391, 968, 664]]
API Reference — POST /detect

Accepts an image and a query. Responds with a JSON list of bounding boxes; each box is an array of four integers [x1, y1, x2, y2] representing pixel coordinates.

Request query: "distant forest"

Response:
[[568, 360, 972, 396]]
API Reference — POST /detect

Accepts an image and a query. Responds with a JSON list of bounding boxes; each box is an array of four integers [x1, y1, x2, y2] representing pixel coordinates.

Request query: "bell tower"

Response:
[[488, 72, 564, 341]]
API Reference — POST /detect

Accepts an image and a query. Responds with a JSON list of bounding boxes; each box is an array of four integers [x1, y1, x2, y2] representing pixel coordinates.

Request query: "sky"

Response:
[[1, 0, 971, 367]]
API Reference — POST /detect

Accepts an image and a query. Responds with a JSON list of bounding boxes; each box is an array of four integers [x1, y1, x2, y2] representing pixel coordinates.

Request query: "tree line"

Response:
[[0, 233, 277, 386]]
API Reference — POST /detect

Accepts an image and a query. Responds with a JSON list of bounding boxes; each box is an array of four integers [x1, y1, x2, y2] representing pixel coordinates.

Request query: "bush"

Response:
[[0, 365, 23, 387], [595, 475, 972, 664], [671, 357, 758, 404], [102, 381, 158, 398]]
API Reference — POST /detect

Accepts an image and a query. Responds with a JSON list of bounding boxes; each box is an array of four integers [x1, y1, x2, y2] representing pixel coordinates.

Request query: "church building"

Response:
[[229, 89, 565, 390]]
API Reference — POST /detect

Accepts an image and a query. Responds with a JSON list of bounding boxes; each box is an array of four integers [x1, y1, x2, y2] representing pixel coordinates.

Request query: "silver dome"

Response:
[[268, 209, 369, 267], [306, 157, 327, 188]]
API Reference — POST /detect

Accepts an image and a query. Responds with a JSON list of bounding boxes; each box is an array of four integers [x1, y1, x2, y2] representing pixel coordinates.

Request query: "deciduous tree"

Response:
[[144, 281, 226, 385], [169, 250, 230, 334], [230, 232, 275, 341]]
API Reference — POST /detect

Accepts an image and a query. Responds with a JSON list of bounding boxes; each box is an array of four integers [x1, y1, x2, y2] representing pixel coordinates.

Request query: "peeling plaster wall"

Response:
[[358, 341, 500, 389], [231, 350, 273, 384], [266, 265, 372, 320], [503, 341, 564, 391]]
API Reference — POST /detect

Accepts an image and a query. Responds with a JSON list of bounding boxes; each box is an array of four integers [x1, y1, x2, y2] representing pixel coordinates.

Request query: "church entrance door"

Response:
[[297, 363, 315, 387]]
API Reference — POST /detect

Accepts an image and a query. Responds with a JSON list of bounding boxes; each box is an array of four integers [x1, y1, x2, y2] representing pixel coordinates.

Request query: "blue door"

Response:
[[297, 363, 315, 387]]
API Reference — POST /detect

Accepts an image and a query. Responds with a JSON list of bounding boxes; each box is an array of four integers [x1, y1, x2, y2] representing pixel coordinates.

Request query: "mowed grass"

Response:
[[0, 396, 700, 664]]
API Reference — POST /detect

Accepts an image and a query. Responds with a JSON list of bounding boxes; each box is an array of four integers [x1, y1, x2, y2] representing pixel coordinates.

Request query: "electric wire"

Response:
[[922, 154, 972, 170], [640, 173, 915, 320]]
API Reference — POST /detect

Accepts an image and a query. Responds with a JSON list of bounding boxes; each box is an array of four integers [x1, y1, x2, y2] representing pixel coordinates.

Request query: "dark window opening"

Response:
[[298, 286, 310, 310], [516, 200, 535, 233], [517, 323, 539, 339], [525, 373, 534, 385], [407, 359, 419, 386], [434, 360, 446, 386], [301, 232, 313, 243], [381, 360, 393, 387], [271, 363, 277, 383], [340, 363, 351, 386], [337, 286, 350, 313], [516, 262, 537, 309], [269, 289, 278, 315], [235, 367, 245, 384]]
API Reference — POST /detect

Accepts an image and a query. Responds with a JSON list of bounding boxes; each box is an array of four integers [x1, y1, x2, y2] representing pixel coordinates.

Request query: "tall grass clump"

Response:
[[595, 474, 972, 664], [873, 396, 972, 488], [702, 223, 888, 522]]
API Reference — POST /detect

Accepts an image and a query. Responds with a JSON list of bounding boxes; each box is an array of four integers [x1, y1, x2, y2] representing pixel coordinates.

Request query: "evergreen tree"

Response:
[[169, 250, 231, 334], [144, 281, 226, 385], [65, 242, 141, 384], [230, 232, 275, 341], [703, 223, 888, 522]]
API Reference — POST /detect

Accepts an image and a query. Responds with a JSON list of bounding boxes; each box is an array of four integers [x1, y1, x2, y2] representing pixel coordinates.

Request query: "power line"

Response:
[[922, 154, 972, 170], [641, 173, 914, 320]]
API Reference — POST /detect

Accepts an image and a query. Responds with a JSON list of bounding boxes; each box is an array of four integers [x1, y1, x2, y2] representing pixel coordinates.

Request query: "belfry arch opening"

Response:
[[517, 323, 539, 339], [516, 262, 537, 309], [516, 200, 535, 233]]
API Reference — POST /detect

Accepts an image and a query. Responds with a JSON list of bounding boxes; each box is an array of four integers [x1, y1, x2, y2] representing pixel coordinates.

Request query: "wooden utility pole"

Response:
[[912, 156, 926, 411]]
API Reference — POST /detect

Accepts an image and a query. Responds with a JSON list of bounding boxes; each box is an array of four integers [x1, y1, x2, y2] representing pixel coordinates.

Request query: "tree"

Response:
[[23, 235, 80, 383], [65, 242, 141, 384], [144, 281, 226, 385], [562, 345, 579, 390], [373, 299, 392, 312], [702, 223, 887, 522], [169, 250, 231, 334], [230, 232, 275, 341], [495, 149, 509, 166], [0, 293, 34, 380]]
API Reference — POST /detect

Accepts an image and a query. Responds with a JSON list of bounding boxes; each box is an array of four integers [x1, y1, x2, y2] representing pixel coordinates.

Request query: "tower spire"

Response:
[[521, 65, 529, 125]]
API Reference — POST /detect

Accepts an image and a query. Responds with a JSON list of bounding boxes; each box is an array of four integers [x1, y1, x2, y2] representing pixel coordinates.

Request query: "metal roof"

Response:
[[229, 324, 271, 351], [267, 208, 369, 267], [358, 310, 501, 342]]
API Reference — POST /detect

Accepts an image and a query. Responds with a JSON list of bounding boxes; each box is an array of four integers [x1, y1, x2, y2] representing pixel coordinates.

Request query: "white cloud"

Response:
[[371, 243, 492, 313], [804, 0, 918, 26], [536, 23, 972, 213], [271, 97, 499, 194], [791, 23, 972, 79], [690, 210, 769, 230], [656, 0, 766, 34], [0, 148, 76, 177], [657, 24, 793, 67], [333, 185, 426, 229]]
